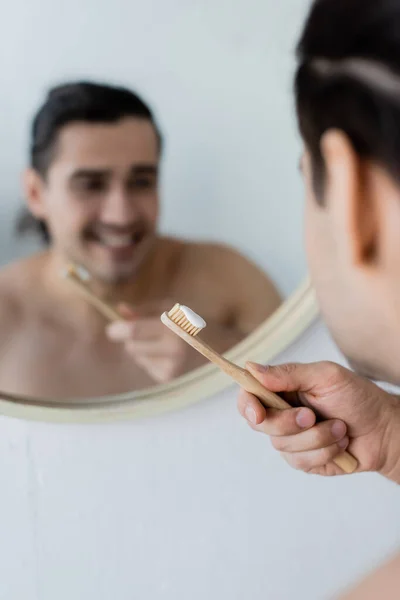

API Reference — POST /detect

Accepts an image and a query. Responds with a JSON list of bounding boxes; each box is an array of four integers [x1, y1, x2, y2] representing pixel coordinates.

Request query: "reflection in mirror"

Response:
[[0, 2, 307, 400]]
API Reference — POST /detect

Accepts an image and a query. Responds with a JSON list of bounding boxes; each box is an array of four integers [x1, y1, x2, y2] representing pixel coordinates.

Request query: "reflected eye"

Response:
[[127, 177, 156, 191], [73, 178, 108, 194], [89, 180, 105, 191]]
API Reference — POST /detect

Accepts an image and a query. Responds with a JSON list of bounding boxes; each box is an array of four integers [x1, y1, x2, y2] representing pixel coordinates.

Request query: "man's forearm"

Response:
[[339, 552, 400, 599]]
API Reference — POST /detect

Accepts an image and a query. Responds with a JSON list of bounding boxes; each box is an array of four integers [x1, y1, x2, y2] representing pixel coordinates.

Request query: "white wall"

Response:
[[0, 0, 309, 297], [1, 318, 399, 600], [3, 5, 396, 599]]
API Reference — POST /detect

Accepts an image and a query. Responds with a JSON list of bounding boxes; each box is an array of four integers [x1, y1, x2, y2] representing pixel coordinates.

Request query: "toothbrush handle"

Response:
[[67, 276, 121, 321], [161, 313, 358, 475]]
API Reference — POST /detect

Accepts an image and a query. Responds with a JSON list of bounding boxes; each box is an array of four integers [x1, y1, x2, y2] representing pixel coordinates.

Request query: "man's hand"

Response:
[[237, 361, 400, 481], [105, 303, 204, 384]]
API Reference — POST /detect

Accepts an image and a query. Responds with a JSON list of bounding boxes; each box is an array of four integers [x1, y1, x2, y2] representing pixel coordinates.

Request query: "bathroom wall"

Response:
[[0, 0, 308, 297], [2, 318, 399, 600]]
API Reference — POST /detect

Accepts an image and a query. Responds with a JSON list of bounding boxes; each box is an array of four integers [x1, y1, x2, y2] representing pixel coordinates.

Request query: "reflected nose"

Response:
[[100, 186, 137, 226]]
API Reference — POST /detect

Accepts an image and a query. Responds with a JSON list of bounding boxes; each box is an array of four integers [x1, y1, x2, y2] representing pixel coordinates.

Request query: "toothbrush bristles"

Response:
[[167, 303, 202, 337], [62, 263, 91, 283]]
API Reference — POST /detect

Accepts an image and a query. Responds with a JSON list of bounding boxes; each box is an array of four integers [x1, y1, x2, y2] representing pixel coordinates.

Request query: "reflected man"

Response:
[[0, 82, 281, 397]]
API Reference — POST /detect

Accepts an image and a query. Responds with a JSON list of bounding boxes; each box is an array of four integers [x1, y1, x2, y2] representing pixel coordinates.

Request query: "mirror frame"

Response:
[[0, 278, 318, 423]]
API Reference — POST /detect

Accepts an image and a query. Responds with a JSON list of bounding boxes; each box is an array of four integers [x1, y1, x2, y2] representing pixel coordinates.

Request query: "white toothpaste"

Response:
[[62, 263, 91, 282], [180, 305, 206, 329], [75, 264, 91, 281]]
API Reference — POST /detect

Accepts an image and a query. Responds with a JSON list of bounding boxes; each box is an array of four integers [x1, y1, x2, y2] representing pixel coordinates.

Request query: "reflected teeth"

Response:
[[97, 234, 133, 248]]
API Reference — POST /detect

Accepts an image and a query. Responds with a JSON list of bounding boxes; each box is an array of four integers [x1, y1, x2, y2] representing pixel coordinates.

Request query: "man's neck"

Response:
[[380, 394, 400, 485]]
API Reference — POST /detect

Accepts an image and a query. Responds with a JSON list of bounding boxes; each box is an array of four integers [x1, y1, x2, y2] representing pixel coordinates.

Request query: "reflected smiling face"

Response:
[[25, 117, 160, 283]]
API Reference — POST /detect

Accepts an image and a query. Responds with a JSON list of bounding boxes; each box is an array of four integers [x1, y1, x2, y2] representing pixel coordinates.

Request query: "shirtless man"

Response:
[[0, 81, 281, 398], [237, 0, 400, 597]]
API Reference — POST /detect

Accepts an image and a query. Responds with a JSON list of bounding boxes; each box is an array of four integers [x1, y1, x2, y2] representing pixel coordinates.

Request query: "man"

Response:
[[0, 81, 280, 398], [237, 0, 400, 596]]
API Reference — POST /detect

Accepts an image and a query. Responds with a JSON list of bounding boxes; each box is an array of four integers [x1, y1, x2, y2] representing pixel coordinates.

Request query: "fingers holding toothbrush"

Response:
[[106, 302, 203, 383], [238, 361, 400, 479]]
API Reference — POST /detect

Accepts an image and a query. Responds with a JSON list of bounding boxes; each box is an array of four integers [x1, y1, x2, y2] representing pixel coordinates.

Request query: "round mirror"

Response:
[[0, 1, 317, 420]]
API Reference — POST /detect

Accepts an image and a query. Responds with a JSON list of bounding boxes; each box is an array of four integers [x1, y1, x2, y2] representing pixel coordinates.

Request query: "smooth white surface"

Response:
[[0, 0, 309, 297], [1, 318, 399, 600]]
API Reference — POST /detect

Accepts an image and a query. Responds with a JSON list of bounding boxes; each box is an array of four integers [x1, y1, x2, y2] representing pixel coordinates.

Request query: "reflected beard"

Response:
[[67, 229, 155, 284], [83, 224, 149, 249]]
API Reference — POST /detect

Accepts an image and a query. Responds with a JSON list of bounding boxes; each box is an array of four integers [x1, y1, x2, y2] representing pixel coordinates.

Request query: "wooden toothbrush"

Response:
[[62, 263, 122, 322], [161, 303, 358, 474]]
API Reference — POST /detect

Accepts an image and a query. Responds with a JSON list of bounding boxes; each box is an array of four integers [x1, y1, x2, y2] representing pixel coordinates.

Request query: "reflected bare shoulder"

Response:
[[0, 254, 46, 335], [175, 239, 282, 333], [181, 240, 279, 291]]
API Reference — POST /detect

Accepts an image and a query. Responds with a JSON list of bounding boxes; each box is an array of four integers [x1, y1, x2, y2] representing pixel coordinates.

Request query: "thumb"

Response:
[[246, 361, 326, 394]]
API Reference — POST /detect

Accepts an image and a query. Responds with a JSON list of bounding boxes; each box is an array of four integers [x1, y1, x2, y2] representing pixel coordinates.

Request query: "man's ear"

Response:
[[321, 129, 378, 266], [23, 168, 48, 219]]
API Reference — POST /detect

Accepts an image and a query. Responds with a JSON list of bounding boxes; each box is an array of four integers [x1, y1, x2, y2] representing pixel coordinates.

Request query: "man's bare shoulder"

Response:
[[171, 238, 273, 280], [0, 254, 47, 327], [162, 237, 245, 264], [340, 552, 400, 599]]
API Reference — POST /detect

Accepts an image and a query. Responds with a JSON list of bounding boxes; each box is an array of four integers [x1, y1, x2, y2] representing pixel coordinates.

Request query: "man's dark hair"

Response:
[[17, 81, 162, 243], [294, 0, 400, 200]]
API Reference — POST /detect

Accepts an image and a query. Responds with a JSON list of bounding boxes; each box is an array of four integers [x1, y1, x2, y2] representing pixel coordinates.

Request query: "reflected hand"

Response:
[[237, 361, 400, 479], [106, 303, 200, 383]]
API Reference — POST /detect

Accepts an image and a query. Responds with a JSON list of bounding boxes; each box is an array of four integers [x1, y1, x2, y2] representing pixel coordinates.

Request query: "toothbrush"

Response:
[[161, 303, 358, 474], [62, 263, 122, 322]]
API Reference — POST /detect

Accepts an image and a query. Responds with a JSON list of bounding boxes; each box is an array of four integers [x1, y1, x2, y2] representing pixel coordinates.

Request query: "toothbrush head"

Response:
[[165, 303, 206, 337]]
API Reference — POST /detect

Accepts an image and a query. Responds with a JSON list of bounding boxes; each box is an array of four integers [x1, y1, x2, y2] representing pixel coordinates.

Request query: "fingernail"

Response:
[[247, 362, 269, 373], [244, 405, 257, 425], [296, 408, 314, 428], [332, 421, 346, 439], [338, 436, 349, 449]]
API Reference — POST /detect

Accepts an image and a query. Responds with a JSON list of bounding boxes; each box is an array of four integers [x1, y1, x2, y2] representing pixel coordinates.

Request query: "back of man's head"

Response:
[[295, 0, 400, 198], [294, 0, 400, 383]]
